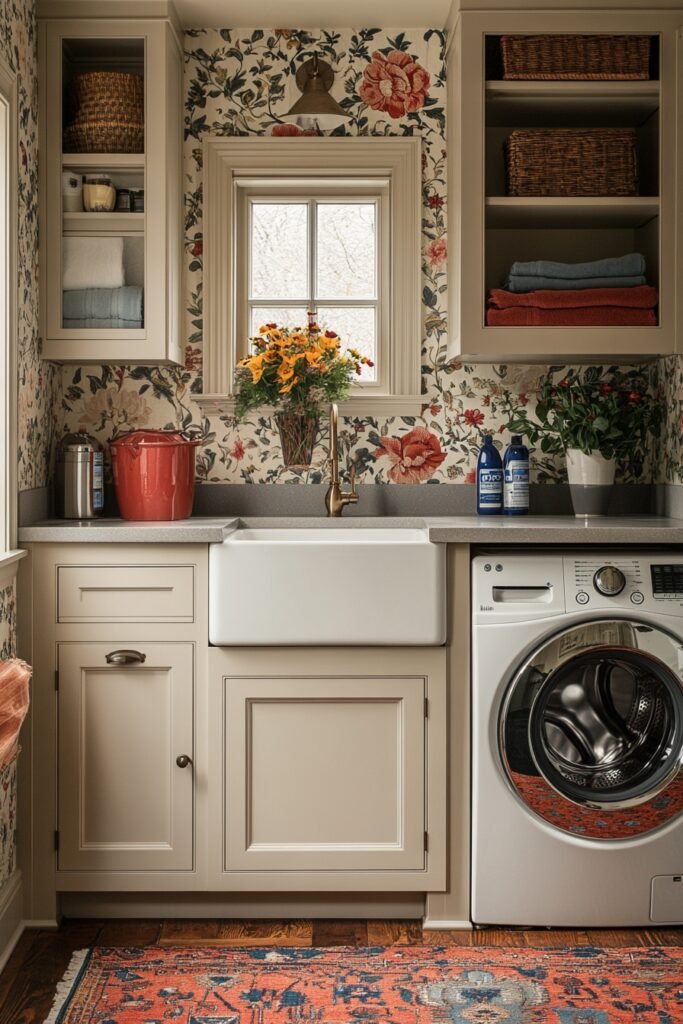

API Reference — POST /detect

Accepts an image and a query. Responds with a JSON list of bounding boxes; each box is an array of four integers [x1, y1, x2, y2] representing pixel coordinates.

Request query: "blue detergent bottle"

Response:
[[476, 435, 503, 515], [504, 435, 530, 515]]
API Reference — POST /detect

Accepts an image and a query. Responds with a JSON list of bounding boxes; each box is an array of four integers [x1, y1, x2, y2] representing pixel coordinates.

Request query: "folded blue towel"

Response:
[[508, 253, 645, 281], [506, 274, 647, 293], [62, 286, 144, 325], [64, 317, 143, 329]]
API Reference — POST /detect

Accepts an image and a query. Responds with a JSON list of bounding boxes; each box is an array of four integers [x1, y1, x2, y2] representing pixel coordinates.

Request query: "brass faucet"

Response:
[[325, 403, 358, 517]]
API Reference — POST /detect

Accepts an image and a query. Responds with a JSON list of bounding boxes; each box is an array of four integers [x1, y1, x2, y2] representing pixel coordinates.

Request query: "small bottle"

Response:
[[476, 435, 503, 515], [504, 435, 530, 516]]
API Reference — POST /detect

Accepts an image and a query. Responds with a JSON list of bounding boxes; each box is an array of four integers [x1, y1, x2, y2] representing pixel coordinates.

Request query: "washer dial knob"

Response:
[[593, 565, 626, 597]]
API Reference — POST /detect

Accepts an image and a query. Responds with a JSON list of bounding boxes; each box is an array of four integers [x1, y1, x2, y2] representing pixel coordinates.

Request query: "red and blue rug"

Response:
[[47, 944, 683, 1023]]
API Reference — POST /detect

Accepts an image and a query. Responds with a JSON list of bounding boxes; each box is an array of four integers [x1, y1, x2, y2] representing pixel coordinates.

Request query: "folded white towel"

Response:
[[62, 236, 125, 291]]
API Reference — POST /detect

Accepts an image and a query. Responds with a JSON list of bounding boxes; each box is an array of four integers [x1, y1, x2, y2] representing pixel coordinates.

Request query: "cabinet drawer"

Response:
[[57, 564, 195, 622]]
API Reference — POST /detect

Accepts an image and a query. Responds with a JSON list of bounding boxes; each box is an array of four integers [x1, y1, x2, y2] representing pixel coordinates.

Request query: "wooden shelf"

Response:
[[63, 212, 145, 235], [485, 196, 659, 228], [485, 80, 660, 127], [61, 153, 145, 170]]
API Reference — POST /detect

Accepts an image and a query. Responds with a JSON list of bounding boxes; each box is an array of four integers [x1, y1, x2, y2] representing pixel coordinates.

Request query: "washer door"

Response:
[[500, 619, 683, 840]]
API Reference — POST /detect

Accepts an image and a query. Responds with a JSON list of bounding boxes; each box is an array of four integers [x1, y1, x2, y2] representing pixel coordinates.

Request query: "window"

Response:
[[202, 137, 422, 416], [0, 56, 16, 555]]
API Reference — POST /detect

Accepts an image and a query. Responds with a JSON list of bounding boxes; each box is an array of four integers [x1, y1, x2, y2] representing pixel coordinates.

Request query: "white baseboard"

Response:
[[422, 918, 472, 931], [0, 871, 24, 973]]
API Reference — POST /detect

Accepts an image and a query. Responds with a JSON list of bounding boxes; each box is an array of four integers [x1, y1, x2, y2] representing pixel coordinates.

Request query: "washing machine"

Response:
[[471, 550, 683, 928]]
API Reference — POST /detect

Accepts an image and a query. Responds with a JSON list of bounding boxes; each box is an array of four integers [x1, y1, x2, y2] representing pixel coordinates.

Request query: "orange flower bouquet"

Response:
[[235, 317, 373, 466]]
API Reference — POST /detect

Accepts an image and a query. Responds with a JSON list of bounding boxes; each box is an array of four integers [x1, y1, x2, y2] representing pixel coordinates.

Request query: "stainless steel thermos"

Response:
[[55, 434, 104, 519]]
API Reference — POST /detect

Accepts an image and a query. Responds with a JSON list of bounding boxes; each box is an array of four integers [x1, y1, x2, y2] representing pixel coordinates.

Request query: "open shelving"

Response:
[[448, 8, 680, 361]]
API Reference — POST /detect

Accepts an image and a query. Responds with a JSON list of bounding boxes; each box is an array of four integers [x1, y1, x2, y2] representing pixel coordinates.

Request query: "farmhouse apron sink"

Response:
[[209, 527, 446, 645]]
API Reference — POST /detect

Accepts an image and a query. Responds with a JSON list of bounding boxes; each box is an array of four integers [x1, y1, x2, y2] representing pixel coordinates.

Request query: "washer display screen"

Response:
[[651, 564, 683, 595]]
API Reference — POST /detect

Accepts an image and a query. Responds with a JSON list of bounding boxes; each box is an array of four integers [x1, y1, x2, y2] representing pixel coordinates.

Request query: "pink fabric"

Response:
[[486, 307, 658, 327], [488, 285, 658, 310], [0, 659, 31, 769]]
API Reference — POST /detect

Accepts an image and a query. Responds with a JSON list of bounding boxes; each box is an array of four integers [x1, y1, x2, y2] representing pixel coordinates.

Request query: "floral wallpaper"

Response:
[[57, 27, 662, 487], [2, 0, 58, 492], [655, 355, 683, 485], [0, 581, 16, 662]]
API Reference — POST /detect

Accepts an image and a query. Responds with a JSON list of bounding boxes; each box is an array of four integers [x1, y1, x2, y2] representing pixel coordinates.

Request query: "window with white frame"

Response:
[[201, 137, 422, 416], [0, 56, 16, 555]]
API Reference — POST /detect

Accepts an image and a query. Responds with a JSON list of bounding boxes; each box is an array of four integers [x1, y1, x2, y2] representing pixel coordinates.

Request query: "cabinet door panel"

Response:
[[224, 676, 425, 872], [58, 642, 194, 872]]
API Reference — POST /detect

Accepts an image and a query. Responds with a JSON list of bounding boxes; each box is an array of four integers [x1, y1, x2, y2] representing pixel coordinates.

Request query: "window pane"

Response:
[[316, 203, 376, 300], [249, 306, 310, 339], [317, 306, 377, 382], [250, 203, 308, 300]]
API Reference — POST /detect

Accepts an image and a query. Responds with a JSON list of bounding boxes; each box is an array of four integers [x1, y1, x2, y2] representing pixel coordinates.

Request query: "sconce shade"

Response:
[[285, 55, 349, 124]]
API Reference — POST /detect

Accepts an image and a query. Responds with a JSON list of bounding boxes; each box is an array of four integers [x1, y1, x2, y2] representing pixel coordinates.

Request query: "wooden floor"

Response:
[[0, 918, 681, 1023]]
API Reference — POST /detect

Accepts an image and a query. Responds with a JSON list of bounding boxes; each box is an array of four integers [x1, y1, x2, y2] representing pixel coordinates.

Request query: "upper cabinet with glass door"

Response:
[[448, 1, 683, 361], [38, 2, 183, 363]]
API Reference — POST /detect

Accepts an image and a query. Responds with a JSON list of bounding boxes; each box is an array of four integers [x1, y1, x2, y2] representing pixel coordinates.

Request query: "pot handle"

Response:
[[180, 428, 203, 446]]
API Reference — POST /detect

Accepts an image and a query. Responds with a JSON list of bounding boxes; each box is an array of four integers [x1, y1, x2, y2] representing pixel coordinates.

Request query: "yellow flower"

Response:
[[279, 376, 299, 394], [247, 354, 266, 383]]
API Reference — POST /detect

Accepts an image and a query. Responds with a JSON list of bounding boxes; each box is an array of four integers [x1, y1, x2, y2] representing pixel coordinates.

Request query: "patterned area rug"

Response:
[[47, 945, 683, 1023]]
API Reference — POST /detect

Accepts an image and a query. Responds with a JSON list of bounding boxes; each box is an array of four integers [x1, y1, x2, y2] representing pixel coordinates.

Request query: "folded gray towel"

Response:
[[508, 253, 645, 281], [62, 286, 144, 325], [506, 274, 647, 293]]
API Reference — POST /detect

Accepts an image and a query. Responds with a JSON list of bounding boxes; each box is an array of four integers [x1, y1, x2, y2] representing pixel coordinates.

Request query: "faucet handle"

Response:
[[348, 463, 357, 494]]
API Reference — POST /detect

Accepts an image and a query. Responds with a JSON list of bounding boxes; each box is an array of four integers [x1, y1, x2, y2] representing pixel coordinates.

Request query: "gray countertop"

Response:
[[18, 514, 683, 545]]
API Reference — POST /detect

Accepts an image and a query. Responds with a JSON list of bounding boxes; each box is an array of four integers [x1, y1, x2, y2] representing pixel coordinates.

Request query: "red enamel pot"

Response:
[[111, 429, 201, 521]]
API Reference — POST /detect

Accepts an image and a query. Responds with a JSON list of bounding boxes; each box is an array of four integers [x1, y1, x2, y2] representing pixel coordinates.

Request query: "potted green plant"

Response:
[[235, 317, 373, 467], [506, 373, 661, 516]]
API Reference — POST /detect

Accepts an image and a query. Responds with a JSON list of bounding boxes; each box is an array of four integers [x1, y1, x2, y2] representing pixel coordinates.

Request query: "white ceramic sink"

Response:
[[209, 527, 446, 645]]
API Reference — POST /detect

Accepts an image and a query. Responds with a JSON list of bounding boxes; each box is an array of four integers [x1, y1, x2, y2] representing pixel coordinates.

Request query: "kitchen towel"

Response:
[[63, 286, 143, 328], [488, 284, 658, 309], [62, 236, 125, 291], [505, 274, 647, 293], [486, 307, 657, 326], [507, 252, 645, 280], [0, 659, 31, 770]]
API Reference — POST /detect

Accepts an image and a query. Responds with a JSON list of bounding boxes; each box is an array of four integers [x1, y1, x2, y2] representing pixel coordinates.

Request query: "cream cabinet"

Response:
[[37, 2, 183, 363], [448, 1, 683, 360], [209, 647, 447, 892], [57, 641, 194, 873]]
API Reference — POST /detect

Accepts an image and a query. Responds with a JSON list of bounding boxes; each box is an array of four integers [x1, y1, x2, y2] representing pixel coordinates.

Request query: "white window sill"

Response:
[[195, 394, 426, 418], [0, 549, 26, 586]]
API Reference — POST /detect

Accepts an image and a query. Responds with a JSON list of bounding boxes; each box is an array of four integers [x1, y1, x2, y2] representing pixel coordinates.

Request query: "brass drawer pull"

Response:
[[175, 754, 193, 769], [105, 649, 147, 666]]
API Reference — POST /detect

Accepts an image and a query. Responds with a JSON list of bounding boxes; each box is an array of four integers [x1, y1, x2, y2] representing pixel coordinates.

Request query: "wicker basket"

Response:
[[505, 128, 639, 197], [500, 35, 651, 81], [64, 71, 144, 152], [69, 71, 143, 119], [64, 120, 144, 154]]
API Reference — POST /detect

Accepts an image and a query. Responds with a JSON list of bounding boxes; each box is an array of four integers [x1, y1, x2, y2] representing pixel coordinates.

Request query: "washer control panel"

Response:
[[567, 555, 683, 612], [473, 552, 683, 624]]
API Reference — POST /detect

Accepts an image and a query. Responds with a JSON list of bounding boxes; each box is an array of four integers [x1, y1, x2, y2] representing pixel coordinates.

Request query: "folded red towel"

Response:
[[486, 307, 658, 327], [488, 285, 658, 310]]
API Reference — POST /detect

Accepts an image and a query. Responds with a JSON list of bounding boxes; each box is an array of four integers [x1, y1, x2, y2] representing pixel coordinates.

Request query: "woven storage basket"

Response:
[[69, 71, 143, 118], [64, 71, 144, 152], [505, 128, 638, 197], [64, 121, 144, 154], [500, 35, 650, 81]]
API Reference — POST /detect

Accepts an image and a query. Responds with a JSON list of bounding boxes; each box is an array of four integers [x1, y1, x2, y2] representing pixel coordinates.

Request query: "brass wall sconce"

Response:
[[284, 53, 349, 128]]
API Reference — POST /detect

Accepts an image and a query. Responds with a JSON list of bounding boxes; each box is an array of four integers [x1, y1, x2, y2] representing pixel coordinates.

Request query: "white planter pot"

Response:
[[565, 448, 616, 517]]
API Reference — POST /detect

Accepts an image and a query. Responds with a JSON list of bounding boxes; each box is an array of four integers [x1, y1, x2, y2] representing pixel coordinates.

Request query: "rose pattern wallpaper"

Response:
[[2, 0, 58, 493], [0, 582, 16, 662], [56, 26, 668, 487]]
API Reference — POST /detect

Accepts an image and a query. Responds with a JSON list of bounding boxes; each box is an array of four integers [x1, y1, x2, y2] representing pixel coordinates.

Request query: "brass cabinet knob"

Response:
[[175, 754, 193, 768]]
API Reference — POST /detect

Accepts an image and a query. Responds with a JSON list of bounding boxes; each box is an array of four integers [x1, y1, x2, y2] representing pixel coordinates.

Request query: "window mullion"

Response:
[[309, 198, 316, 317]]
